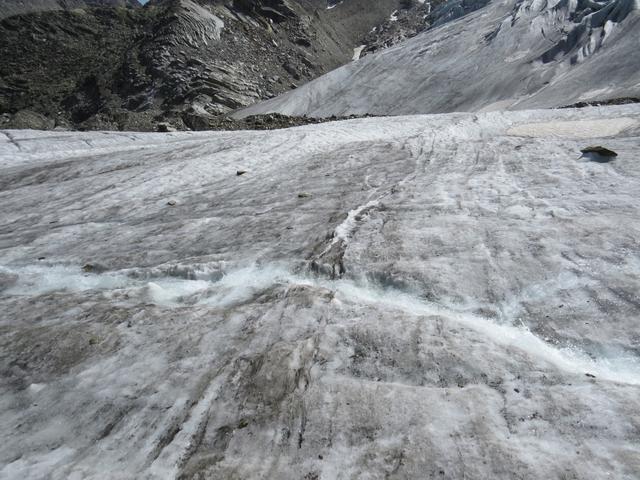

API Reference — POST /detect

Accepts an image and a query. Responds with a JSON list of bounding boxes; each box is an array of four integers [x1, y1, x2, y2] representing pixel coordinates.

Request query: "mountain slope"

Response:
[[236, 0, 640, 117], [0, 0, 404, 131], [0, 0, 140, 20], [2, 104, 640, 478]]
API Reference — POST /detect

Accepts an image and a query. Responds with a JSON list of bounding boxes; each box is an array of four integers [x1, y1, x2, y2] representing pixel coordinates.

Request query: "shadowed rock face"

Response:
[[0, 0, 403, 131], [1, 104, 640, 478], [236, 0, 640, 118]]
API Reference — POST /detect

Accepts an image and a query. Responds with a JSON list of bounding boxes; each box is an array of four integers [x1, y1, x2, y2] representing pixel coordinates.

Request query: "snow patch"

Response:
[[507, 117, 637, 138], [352, 45, 366, 61]]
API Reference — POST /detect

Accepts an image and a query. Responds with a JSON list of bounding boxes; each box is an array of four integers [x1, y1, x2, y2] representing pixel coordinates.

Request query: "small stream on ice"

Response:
[[2, 262, 640, 385]]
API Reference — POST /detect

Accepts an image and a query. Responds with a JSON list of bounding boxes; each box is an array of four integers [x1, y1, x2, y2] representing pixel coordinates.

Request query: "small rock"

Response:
[[82, 263, 107, 273], [167, 200, 177, 206], [157, 122, 177, 133], [298, 192, 311, 198], [236, 170, 248, 176], [237, 419, 249, 429], [585, 373, 596, 379], [580, 146, 618, 157], [581, 146, 618, 163]]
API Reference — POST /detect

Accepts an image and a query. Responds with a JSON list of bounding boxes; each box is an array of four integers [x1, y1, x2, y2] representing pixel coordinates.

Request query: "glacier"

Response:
[[2, 104, 640, 478]]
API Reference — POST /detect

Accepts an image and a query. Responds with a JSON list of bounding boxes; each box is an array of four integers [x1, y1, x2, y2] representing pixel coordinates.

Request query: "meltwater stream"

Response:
[[2, 262, 640, 386]]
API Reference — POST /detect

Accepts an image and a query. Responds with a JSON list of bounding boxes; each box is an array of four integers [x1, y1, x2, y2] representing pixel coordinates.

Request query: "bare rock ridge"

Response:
[[236, 0, 640, 118], [0, 0, 407, 131]]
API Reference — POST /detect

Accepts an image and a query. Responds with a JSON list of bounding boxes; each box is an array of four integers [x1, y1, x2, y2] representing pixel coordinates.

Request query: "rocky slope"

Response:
[[356, 0, 493, 58], [237, 0, 640, 117], [1, 104, 640, 479], [0, 0, 405, 131], [0, 0, 141, 20]]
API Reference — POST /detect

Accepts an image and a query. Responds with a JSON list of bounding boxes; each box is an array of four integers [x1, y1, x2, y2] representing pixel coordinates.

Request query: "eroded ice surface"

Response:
[[1, 105, 640, 479]]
